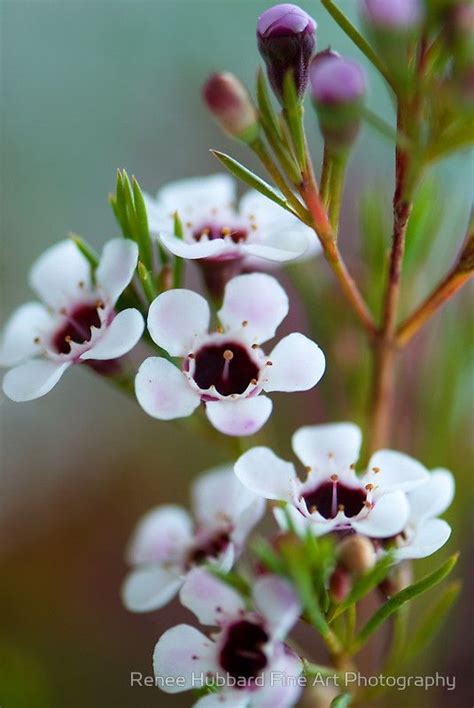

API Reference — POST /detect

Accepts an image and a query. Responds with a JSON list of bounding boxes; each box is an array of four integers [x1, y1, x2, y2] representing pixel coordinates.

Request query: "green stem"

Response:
[[327, 153, 348, 233], [320, 144, 332, 209]]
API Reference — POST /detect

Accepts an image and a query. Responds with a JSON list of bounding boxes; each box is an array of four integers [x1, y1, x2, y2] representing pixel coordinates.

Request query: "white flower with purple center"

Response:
[[391, 468, 454, 560], [135, 273, 325, 436], [0, 239, 144, 402], [154, 568, 303, 707], [122, 466, 265, 613], [144, 173, 319, 264], [235, 422, 429, 538]]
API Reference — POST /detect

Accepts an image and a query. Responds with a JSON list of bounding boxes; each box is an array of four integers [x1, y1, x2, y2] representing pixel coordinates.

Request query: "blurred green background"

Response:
[[0, 1, 472, 706]]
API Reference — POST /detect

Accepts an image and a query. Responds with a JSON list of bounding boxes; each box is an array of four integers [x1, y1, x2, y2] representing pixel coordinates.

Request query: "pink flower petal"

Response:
[[29, 240, 91, 309], [126, 504, 193, 566], [206, 396, 272, 436], [153, 624, 217, 693], [121, 566, 183, 612], [218, 273, 288, 344], [394, 519, 451, 560], [406, 468, 454, 523], [95, 238, 138, 305], [81, 308, 143, 361], [147, 289, 210, 356], [180, 568, 245, 625], [160, 232, 238, 260], [2, 359, 71, 402], [351, 490, 409, 538], [135, 357, 200, 420], [253, 576, 301, 639], [292, 423, 362, 475], [366, 449, 428, 493], [234, 447, 296, 502], [0, 302, 54, 366], [262, 333, 325, 392]]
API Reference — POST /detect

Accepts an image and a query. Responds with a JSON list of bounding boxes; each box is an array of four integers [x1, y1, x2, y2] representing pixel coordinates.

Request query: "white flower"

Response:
[[154, 568, 303, 707], [235, 422, 429, 538], [144, 173, 320, 264], [391, 468, 454, 560], [0, 239, 144, 401], [122, 466, 265, 613], [135, 272, 325, 436]]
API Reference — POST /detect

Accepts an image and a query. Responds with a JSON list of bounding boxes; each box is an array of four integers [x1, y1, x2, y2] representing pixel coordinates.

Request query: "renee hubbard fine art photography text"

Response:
[[130, 671, 456, 693]]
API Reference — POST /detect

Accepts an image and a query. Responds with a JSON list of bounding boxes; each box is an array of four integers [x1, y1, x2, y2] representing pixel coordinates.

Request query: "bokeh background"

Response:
[[0, 1, 472, 706]]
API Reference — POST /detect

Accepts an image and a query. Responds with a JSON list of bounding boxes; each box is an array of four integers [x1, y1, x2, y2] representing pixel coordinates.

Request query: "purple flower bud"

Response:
[[203, 73, 259, 143], [309, 54, 366, 151], [360, 0, 423, 29], [257, 3, 317, 101]]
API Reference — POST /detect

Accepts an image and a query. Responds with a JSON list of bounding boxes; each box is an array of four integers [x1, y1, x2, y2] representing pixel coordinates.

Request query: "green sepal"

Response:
[[282, 71, 306, 168], [331, 693, 352, 707], [137, 261, 157, 303]]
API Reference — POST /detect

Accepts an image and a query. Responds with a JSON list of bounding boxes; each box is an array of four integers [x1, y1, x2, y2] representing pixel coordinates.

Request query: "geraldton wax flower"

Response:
[[154, 568, 303, 707], [122, 466, 264, 612], [135, 272, 325, 436], [0, 239, 144, 401], [144, 173, 319, 265], [235, 422, 429, 537]]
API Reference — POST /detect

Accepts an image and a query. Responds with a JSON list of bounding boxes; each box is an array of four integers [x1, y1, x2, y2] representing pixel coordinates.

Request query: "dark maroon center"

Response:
[[192, 342, 259, 396], [219, 621, 269, 682], [192, 223, 248, 244], [53, 304, 102, 354], [302, 481, 367, 519], [188, 530, 230, 566]]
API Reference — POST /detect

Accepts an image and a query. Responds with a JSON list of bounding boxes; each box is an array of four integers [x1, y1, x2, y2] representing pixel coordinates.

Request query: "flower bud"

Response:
[[329, 565, 352, 602], [379, 561, 413, 598], [203, 73, 259, 143], [360, 0, 423, 29], [257, 3, 317, 101], [338, 534, 376, 574], [309, 54, 366, 152]]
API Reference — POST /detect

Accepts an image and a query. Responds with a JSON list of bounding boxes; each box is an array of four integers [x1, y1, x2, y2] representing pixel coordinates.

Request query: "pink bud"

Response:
[[203, 73, 258, 143]]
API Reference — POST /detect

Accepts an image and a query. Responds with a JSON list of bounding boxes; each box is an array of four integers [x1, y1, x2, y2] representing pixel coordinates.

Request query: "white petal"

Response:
[[121, 566, 183, 612], [153, 624, 217, 693], [0, 302, 54, 366], [394, 519, 452, 560], [160, 232, 236, 260], [135, 357, 200, 420], [81, 309, 144, 361], [95, 238, 138, 305], [262, 333, 325, 392], [179, 568, 245, 625], [126, 505, 193, 566], [351, 490, 409, 538], [218, 273, 288, 344], [191, 465, 264, 533], [195, 693, 248, 708], [147, 289, 210, 356], [143, 192, 171, 234], [292, 423, 362, 475], [2, 359, 70, 402], [273, 505, 310, 536], [206, 396, 273, 437], [253, 576, 301, 640], [29, 240, 91, 308], [256, 648, 303, 708], [234, 447, 296, 502], [407, 469, 455, 523], [367, 450, 428, 493], [157, 174, 236, 213]]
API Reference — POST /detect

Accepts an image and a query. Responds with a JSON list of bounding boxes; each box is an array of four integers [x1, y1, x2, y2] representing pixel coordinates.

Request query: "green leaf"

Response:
[[207, 567, 251, 598], [110, 171, 130, 236], [331, 693, 352, 708], [282, 72, 305, 168], [404, 580, 461, 663], [69, 233, 99, 270], [132, 177, 153, 270], [329, 553, 394, 622], [252, 538, 287, 576], [137, 261, 157, 303], [361, 107, 411, 150], [172, 211, 185, 287], [211, 150, 298, 216], [352, 553, 459, 651], [404, 178, 443, 272]]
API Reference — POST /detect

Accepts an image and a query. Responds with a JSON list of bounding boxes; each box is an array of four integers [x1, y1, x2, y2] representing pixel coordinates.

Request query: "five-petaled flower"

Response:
[[134, 272, 326, 436], [144, 173, 319, 264], [154, 568, 303, 707], [0, 239, 144, 401], [122, 466, 264, 612], [390, 467, 454, 560], [235, 422, 429, 537]]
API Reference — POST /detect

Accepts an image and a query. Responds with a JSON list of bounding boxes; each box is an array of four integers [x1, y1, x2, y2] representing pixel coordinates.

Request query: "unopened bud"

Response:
[[360, 0, 423, 30], [203, 73, 259, 143], [379, 561, 413, 598], [310, 54, 366, 152], [257, 3, 317, 102], [329, 565, 352, 602], [338, 535, 376, 574]]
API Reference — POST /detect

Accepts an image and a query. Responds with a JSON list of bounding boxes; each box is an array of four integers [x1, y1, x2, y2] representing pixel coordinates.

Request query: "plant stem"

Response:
[[397, 268, 473, 346], [368, 107, 413, 452], [327, 153, 348, 232], [320, 144, 332, 208]]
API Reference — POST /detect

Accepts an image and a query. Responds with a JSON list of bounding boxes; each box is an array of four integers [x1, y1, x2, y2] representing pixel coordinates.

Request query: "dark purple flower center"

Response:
[[219, 620, 269, 682], [188, 530, 231, 566], [53, 303, 102, 354], [302, 481, 367, 519], [192, 342, 259, 396], [192, 223, 248, 244]]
